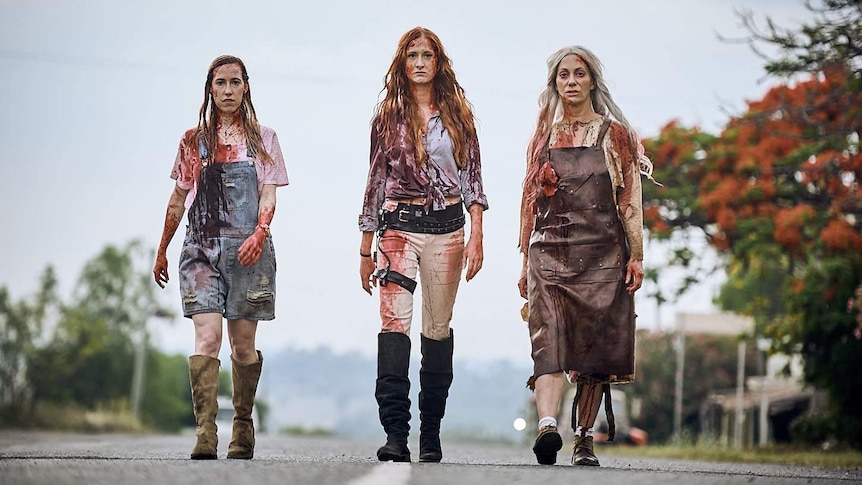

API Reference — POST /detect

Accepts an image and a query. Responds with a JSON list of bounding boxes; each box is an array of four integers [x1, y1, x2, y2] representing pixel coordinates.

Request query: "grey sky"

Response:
[[0, 0, 815, 364]]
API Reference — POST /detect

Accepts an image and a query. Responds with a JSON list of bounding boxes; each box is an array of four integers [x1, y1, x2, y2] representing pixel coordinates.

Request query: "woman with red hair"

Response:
[[358, 27, 488, 463]]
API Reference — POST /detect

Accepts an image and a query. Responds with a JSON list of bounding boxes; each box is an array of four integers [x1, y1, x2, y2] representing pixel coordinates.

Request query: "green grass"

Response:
[[278, 425, 335, 437], [28, 400, 144, 433], [595, 443, 862, 469]]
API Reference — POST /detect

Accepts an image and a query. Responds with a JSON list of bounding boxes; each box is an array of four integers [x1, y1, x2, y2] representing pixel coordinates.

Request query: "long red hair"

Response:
[[374, 27, 476, 168]]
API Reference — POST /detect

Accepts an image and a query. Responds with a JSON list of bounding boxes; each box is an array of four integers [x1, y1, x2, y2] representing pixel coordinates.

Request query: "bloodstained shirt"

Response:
[[170, 125, 289, 209], [359, 113, 488, 232], [519, 117, 644, 260]]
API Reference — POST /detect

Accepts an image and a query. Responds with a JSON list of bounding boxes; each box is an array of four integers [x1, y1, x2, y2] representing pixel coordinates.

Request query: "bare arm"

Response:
[[153, 185, 189, 288], [608, 122, 645, 294], [463, 203, 484, 281], [359, 231, 376, 295]]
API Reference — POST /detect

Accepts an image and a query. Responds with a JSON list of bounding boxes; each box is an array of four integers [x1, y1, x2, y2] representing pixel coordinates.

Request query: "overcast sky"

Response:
[[0, 0, 815, 364]]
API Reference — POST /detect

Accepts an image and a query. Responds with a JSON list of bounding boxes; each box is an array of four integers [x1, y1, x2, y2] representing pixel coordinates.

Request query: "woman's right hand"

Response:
[[517, 254, 528, 299], [153, 253, 169, 288], [360, 255, 377, 295], [518, 267, 528, 300]]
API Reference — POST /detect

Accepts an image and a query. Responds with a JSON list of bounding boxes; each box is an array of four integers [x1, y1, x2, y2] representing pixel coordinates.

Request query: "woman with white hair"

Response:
[[518, 46, 654, 467]]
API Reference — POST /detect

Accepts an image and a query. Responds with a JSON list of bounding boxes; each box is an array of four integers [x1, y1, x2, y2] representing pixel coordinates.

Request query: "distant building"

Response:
[[700, 352, 826, 447]]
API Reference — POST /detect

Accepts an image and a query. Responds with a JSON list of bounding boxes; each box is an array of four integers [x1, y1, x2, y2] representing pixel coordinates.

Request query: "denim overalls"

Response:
[[178, 138, 276, 320]]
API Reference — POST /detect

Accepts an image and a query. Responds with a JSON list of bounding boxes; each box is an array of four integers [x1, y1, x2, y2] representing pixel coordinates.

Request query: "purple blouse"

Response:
[[359, 113, 488, 232]]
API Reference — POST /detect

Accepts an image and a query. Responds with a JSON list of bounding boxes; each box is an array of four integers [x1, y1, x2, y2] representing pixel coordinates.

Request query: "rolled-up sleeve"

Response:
[[606, 122, 644, 261], [460, 134, 489, 211], [359, 121, 388, 232], [170, 130, 196, 191]]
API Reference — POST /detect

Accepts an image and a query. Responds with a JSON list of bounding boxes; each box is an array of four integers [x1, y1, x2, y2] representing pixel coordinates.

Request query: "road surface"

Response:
[[1, 431, 859, 484]]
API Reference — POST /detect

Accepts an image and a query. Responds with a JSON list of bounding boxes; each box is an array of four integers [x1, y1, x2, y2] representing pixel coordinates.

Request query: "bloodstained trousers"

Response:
[[376, 227, 465, 341]]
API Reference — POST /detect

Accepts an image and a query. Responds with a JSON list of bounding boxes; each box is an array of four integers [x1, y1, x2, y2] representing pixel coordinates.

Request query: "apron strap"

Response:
[[594, 119, 612, 147]]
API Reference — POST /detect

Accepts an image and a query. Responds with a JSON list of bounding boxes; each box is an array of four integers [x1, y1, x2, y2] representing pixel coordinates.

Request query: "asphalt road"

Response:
[[1, 431, 860, 485]]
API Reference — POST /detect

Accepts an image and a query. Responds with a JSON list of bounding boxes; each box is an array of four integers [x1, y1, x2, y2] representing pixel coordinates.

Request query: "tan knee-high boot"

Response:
[[227, 350, 263, 459], [189, 355, 220, 460]]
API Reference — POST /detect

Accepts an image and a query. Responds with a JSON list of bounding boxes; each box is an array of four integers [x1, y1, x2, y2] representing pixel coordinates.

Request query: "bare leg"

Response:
[[532, 372, 565, 465], [227, 318, 259, 364], [534, 372, 565, 419], [193, 313, 223, 357]]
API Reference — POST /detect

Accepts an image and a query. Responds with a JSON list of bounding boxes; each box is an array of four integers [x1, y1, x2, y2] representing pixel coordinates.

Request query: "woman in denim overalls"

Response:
[[153, 55, 289, 460]]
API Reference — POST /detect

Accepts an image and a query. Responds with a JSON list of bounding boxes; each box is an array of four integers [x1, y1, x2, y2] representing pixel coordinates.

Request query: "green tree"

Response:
[[140, 351, 193, 431], [28, 241, 161, 407], [642, 0, 862, 446], [0, 267, 57, 424], [23, 240, 192, 432], [28, 307, 135, 407]]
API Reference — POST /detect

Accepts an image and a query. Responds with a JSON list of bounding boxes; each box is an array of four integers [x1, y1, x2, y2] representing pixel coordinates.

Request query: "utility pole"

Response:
[[673, 314, 685, 444], [130, 328, 147, 419], [130, 308, 174, 420], [734, 340, 747, 448], [673, 312, 753, 446]]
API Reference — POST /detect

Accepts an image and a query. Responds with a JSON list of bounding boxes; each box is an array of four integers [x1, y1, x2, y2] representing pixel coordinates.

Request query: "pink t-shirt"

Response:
[[170, 125, 289, 209]]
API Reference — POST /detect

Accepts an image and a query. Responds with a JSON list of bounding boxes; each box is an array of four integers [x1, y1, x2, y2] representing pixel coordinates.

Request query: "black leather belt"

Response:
[[381, 203, 465, 234]]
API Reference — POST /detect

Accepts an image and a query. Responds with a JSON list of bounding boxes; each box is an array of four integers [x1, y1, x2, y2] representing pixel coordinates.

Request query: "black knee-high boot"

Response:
[[418, 329, 454, 463], [375, 332, 412, 462]]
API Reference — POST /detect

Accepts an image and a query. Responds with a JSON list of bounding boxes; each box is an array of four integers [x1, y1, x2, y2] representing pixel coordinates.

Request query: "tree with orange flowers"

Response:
[[642, 0, 862, 447]]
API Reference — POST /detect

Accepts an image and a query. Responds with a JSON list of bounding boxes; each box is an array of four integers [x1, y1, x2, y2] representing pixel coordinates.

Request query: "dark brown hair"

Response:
[[196, 55, 273, 164]]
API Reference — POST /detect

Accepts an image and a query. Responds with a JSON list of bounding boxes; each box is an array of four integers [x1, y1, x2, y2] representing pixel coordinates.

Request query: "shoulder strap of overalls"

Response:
[[197, 133, 210, 160], [594, 118, 612, 147]]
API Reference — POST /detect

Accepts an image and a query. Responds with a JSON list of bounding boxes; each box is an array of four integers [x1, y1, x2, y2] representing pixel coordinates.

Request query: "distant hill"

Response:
[[258, 346, 534, 443]]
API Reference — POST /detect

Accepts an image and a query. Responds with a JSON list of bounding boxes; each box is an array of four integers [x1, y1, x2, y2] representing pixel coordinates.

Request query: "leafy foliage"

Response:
[[0, 240, 190, 432], [642, 0, 862, 447], [733, 0, 862, 78], [0, 268, 57, 424]]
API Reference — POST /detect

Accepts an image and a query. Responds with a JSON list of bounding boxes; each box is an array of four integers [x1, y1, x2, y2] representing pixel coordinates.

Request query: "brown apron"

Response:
[[527, 119, 635, 386]]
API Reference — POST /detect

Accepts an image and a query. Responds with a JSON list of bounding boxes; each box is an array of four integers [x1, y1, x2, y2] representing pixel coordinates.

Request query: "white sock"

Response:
[[585, 427, 594, 437], [574, 426, 594, 437], [538, 416, 557, 430], [574, 426, 583, 437]]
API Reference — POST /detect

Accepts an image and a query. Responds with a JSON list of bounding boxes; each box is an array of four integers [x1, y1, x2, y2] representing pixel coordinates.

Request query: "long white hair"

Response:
[[527, 46, 655, 179]]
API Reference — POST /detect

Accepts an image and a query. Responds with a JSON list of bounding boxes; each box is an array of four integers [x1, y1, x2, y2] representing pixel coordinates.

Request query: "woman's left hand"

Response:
[[238, 227, 267, 266], [625, 259, 644, 294], [463, 235, 483, 281], [464, 204, 484, 282]]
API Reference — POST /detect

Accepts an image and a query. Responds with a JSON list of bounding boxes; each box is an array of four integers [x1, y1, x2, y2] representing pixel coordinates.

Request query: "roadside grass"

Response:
[[595, 442, 862, 469], [28, 400, 143, 433]]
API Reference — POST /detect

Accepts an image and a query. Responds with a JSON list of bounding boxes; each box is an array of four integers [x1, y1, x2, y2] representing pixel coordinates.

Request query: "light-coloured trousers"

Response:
[[376, 227, 464, 341]]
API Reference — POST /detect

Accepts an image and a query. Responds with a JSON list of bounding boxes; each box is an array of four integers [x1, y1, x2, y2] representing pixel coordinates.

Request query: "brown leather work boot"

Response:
[[532, 425, 563, 465], [572, 435, 600, 466]]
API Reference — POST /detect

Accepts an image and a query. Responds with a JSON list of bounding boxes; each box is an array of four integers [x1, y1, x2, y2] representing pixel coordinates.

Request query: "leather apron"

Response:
[[527, 120, 635, 386]]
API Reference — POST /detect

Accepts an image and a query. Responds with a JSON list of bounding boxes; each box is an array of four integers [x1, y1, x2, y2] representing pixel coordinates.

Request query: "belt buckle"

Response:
[[398, 208, 412, 223]]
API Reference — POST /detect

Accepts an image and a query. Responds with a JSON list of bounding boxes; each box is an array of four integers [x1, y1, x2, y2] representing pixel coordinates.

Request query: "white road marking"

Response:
[[347, 462, 412, 485]]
